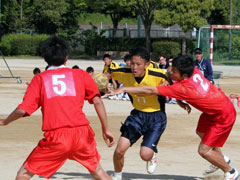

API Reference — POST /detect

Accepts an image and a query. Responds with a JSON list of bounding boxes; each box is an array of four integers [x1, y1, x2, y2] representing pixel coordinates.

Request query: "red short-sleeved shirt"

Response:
[[157, 67, 229, 115], [18, 67, 100, 131]]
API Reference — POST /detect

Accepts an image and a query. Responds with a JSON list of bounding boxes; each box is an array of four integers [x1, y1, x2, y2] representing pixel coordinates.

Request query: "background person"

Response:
[[159, 55, 169, 72], [194, 48, 214, 84]]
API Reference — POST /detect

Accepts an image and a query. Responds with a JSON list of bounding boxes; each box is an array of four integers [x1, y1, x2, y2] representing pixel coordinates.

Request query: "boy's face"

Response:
[[103, 57, 112, 65], [130, 56, 149, 77], [169, 66, 185, 81], [159, 56, 166, 65], [125, 60, 131, 66]]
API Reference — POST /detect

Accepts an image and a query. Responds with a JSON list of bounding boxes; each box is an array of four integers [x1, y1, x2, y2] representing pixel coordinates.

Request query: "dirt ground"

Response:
[[0, 59, 239, 180]]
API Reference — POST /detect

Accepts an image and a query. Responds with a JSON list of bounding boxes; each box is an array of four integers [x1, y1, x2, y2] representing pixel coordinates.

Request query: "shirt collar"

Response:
[[47, 65, 66, 70]]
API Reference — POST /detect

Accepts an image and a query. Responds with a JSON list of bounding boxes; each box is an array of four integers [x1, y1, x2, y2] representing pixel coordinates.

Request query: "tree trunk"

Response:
[[144, 23, 151, 52], [181, 35, 187, 55], [110, 14, 119, 38], [113, 19, 118, 38]]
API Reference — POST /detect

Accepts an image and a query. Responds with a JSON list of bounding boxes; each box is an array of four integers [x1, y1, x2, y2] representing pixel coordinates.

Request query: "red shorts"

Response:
[[196, 99, 236, 147], [24, 125, 101, 179]]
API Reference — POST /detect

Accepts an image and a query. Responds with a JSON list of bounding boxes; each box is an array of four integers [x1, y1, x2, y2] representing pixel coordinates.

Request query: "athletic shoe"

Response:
[[111, 174, 122, 180], [108, 95, 119, 100], [146, 153, 157, 174], [224, 168, 239, 180], [204, 155, 231, 175]]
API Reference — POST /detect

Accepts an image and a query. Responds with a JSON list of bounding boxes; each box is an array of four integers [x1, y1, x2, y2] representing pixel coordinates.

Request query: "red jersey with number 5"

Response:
[[156, 67, 229, 114], [18, 68, 100, 131]]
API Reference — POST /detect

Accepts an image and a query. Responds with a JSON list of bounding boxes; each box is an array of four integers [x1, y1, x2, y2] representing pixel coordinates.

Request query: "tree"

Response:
[[232, 0, 240, 25], [131, 0, 160, 51], [26, 0, 67, 34], [57, 0, 88, 46], [207, 0, 229, 25], [87, 0, 135, 37], [0, 0, 20, 34], [155, 0, 214, 54]]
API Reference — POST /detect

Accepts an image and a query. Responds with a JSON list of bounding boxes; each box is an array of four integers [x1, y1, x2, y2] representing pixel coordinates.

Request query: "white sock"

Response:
[[114, 172, 122, 179]]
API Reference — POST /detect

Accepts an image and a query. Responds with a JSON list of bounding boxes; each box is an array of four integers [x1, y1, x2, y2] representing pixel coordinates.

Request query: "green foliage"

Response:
[[25, 0, 67, 34], [0, 34, 17, 55], [0, 34, 50, 56], [0, 0, 20, 33], [152, 41, 181, 60], [130, 0, 161, 51], [233, 0, 240, 25], [77, 13, 137, 25], [87, 0, 135, 37], [80, 25, 107, 55], [213, 30, 240, 61], [155, 0, 214, 32], [207, 0, 229, 24]]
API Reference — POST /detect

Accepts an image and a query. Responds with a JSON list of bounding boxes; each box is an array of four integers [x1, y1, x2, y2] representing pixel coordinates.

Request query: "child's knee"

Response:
[[198, 143, 211, 158], [114, 148, 126, 159]]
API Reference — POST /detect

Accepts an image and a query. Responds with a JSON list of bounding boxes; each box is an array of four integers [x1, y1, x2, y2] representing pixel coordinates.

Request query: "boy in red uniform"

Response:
[[109, 55, 239, 180], [0, 36, 115, 180]]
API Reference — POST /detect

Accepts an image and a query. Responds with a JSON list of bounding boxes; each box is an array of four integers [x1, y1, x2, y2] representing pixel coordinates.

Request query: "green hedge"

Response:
[[0, 33, 50, 56], [152, 41, 181, 60]]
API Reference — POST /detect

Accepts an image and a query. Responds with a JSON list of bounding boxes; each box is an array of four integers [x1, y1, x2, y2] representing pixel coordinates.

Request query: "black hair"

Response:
[[159, 55, 166, 59], [124, 54, 131, 62], [41, 36, 70, 66], [103, 54, 111, 60], [45, 65, 49, 71], [129, 47, 150, 63], [86, 66, 94, 73], [172, 55, 195, 77], [33, 67, 41, 75], [72, 65, 80, 69]]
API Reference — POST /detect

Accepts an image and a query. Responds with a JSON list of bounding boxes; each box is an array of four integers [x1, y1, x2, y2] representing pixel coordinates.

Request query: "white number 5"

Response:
[[52, 75, 67, 95]]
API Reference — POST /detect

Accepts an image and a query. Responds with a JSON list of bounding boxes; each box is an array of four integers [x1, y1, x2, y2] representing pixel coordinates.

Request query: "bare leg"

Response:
[[140, 146, 154, 161], [113, 137, 131, 173], [16, 164, 34, 180], [90, 163, 111, 180], [198, 142, 231, 173]]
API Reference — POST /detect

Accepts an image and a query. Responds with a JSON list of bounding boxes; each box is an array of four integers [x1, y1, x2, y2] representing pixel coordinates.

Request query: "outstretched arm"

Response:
[[177, 100, 191, 114], [109, 86, 159, 96], [92, 96, 115, 147], [0, 108, 26, 126]]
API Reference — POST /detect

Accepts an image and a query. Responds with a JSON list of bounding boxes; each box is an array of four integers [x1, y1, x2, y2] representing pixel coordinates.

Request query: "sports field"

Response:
[[0, 59, 239, 180]]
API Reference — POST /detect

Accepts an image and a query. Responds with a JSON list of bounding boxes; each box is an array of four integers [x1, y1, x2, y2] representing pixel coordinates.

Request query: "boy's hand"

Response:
[[177, 100, 191, 114], [108, 87, 125, 96], [102, 131, 115, 147], [0, 119, 7, 126], [161, 81, 169, 86], [183, 104, 191, 114]]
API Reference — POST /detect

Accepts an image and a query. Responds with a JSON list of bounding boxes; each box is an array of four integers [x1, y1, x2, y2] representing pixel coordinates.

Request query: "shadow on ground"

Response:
[[41, 171, 210, 180]]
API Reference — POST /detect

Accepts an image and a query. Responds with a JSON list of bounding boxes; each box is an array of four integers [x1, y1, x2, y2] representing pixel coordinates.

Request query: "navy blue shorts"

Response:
[[120, 109, 167, 153]]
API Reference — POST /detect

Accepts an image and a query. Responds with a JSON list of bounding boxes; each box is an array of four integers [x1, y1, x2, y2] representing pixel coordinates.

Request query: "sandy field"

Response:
[[0, 58, 239, 180]]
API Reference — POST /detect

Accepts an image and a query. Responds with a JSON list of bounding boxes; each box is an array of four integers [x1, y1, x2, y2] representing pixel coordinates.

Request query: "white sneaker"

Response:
[[225, 169, 239, 180], [111, 174, 122, 180], [146, 153, 157, 174], [108, 95, 119, 100], [204, 155, 231, 175]]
